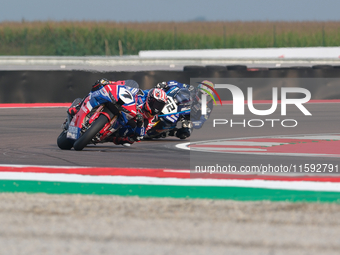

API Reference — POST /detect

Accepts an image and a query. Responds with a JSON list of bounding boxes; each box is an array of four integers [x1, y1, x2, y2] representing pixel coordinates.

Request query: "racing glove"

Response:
[[155, 81, 169, 91], [91, 78, 110, 92], [67, 107, 78, 116]]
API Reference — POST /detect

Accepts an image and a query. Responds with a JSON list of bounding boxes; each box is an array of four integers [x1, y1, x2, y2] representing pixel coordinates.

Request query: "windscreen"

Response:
[[174, 89, 191, 106]]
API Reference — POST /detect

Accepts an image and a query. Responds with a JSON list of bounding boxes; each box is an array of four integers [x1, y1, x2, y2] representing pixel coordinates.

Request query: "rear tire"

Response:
[[312, 65, 333, 69], [226, 65, 247, 71], [205, 65, 226, 72], [57, 130, 74, 150], [73, 115, 109, 151], [183, 65, 206, 72]]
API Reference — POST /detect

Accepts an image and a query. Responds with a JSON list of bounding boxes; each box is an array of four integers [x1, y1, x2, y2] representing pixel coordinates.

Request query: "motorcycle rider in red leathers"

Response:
[[67, 78, 168, 145]]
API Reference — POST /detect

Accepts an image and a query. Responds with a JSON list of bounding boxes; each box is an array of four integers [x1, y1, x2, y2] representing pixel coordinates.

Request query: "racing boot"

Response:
[[176, 120, 192, 139], [112, 137, 135, 145], [168, 130, 176, 136], [176, 127, 191, 139]]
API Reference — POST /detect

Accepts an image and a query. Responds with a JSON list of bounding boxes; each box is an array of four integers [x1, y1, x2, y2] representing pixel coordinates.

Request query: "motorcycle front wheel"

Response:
[[57, 130, 75, 150], [73, 115, 109, 151]]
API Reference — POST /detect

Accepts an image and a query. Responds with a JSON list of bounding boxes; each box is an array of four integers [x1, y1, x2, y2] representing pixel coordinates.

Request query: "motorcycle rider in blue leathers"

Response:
[[144, 80, 214, 139]]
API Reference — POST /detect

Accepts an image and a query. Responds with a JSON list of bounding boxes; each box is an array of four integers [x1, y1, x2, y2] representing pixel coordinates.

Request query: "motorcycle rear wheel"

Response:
[[73, 115, 109, 151], [57, 130, 75, 150]]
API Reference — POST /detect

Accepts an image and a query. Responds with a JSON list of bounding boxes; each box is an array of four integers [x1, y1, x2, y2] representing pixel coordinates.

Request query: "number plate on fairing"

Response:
[[67, 125, 80, 140], [162, 97, 178, 115]]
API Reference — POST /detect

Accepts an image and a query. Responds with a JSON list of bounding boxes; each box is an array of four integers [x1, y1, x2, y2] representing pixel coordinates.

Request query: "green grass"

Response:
[[0, 21, 339, 56]]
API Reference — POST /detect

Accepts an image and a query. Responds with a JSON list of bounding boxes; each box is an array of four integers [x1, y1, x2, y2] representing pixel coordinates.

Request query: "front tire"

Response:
[[73, 115, 109, 151], [57, 130, 74, 150]]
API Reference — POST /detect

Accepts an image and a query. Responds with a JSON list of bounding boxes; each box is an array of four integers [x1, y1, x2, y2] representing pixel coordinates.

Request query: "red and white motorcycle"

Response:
[[57, 80, 139, 151]]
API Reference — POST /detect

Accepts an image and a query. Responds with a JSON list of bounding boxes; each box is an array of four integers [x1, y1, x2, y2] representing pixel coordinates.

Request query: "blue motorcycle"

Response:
[[144, 85, 192, 139]]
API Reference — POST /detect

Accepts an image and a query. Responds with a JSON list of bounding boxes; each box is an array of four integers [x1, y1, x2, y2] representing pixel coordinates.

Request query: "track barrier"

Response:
[[1, 67, 340, 103]]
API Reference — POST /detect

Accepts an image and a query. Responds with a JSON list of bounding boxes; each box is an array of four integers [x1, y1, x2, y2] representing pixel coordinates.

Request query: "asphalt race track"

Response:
[[0, 102, 339, 169], [0, 107, 188, 169], [1, 103, 340, 255]]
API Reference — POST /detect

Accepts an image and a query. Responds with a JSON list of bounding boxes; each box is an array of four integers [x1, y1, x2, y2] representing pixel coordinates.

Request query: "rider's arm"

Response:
[[191, 98, 214, 129]]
